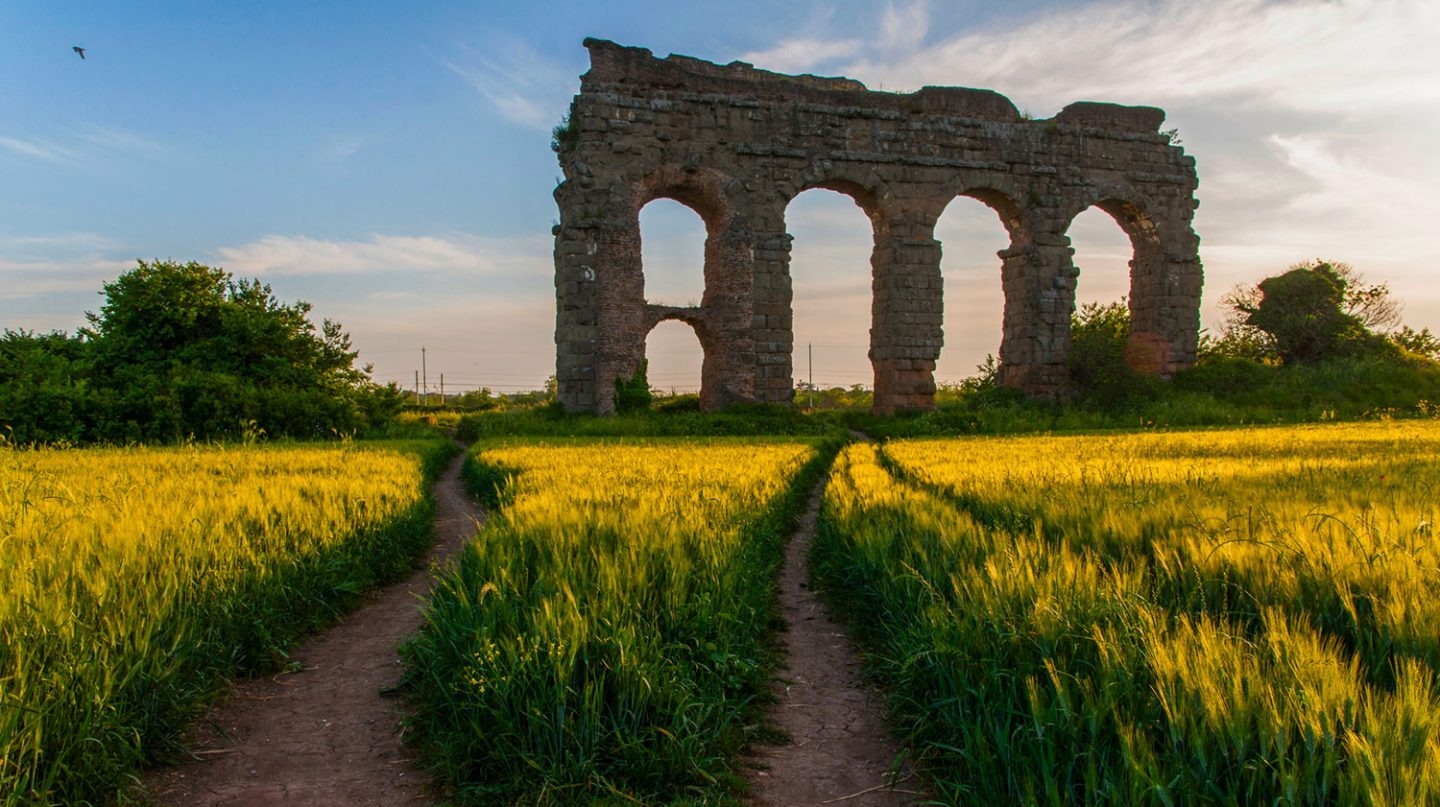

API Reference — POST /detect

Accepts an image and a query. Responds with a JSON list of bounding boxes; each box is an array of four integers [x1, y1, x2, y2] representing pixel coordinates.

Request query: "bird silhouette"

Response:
[[73, 46, 85, 59]]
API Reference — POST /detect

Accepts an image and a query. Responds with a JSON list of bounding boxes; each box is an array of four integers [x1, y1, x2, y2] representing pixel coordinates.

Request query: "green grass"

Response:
[[399, 436, 842, 805], [812, 425, 1440, 804], [0, 438, 455, 806], [453, 403, 838, 442]]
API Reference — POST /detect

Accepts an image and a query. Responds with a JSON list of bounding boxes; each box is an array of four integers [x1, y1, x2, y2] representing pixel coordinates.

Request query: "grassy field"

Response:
[[10, 417, 1440, 805], [0, 439, 454, 806], [399, 437, 839, 805], [814, 422, 1440, 804]]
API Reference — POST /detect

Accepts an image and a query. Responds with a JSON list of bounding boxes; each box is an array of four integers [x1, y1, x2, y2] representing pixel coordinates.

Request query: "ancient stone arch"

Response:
[[553, 39, 1202, 414]]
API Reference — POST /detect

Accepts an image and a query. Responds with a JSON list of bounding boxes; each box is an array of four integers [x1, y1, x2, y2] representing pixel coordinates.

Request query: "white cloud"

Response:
[[0, 125, 167, 166], [0, 134, 80, 163], [740, 38, 864, 74], [77, 125, 166, 156], [844, 0, 1439, 116], [880, 0, 929, 51], [212, 232, 551, 278], [446, 38, 577, 130], [317, 135, 363, 163], [0, 256, 131, 301], [0, 233, 135, 302]]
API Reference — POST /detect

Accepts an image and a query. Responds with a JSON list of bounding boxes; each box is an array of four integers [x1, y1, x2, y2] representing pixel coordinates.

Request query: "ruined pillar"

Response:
[[871, 215, 944, 414], [997, 225, 1077, 396], [1149, 225, 1204, 375], [749, 198, 796, 405], [696, 209, 759, 408]]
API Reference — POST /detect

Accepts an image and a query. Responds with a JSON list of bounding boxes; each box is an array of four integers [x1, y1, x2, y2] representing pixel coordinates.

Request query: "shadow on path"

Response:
[[142, 446, 482, 806], [747, 466, 927, 806]]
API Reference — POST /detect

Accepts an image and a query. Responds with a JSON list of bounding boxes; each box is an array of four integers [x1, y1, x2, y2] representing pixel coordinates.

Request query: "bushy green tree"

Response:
[[613, 359, 653, 413], [78, 259, 389, 440], [0, 259, 401, 444], [1389, 326, 1440, 362], [0, 329, 94, 444], [1068, 299, 1160, 406], [1242, 262, 1368, 364], [1212, 259, 1402, 365]]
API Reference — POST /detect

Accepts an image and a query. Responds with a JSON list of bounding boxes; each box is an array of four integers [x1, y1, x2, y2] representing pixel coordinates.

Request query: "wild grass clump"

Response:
[[453, 403, 835, 442], [0, 439, 454, 805], [813, 423, 1440, 803], [400, 436, 839, 804]]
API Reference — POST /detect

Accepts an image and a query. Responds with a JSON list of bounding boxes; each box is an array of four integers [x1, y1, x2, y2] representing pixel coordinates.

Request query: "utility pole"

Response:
[[808, 342, 814, 411], [440, 373, 445, 405], [421, 346, 428, 408], [414, 370, 420, 405]]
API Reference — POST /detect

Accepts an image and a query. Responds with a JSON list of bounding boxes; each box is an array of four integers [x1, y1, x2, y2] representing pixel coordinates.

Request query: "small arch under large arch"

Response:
[[644, 317, 705, 397]]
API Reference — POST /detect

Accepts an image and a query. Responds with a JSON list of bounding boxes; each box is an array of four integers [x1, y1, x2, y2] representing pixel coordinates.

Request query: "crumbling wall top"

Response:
[[582, 37, 866, 95], [1054, 101, 1166, 134], [581, 37, 1025, 123]]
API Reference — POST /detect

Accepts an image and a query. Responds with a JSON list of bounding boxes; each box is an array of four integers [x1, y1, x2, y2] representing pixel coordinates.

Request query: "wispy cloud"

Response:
[[739, 38, 863, 75], [76, 125, 167, 156], [212, 232, 551, 278], [317, 134, 363, 163], [880, 0, 929, 51], [0, 125, 167, 165], [0, 134, 80, 163], [742, 0, 1437, 318], [844, 0, 1439, 115], [740, 0, 929, 74], [445, 38, 577, 130], [0, 244, 133, 301]]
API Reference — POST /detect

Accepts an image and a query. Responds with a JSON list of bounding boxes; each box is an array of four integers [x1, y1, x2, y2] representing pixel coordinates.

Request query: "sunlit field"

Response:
[[0, 440, 452, 806], [815, 423, 1440, 804], [400, 437, 836, 805]]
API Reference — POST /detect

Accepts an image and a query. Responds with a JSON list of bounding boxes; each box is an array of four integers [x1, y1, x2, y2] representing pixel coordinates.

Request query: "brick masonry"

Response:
[[553, 39, 1202, 414]]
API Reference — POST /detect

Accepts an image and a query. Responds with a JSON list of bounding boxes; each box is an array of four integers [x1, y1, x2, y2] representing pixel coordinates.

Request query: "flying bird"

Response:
[[73, 46, 85, 59]]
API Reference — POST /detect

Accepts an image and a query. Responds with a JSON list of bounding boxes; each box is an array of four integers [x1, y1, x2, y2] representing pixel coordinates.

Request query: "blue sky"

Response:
[[3, 0, 1436, 393]]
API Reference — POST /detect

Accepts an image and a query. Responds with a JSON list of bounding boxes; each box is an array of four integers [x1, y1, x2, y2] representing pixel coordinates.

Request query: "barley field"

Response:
[[400, 437, 836, 805], [0, 439, 453, 806], [815, 422, 1440, 804]]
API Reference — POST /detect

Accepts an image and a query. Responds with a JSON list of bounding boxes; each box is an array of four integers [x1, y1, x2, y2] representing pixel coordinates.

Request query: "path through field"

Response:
[[143, 446, 482, 806], [747, 474, 925, 806]]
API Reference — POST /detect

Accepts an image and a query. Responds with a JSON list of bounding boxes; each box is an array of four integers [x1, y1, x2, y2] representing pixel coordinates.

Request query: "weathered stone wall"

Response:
[[554, 38, 1202, 414]]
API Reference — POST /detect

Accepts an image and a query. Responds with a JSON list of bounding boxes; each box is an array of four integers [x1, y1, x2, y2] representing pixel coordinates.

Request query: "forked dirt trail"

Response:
[[748, 477, 925, 806], [143, 447, 482, 806]]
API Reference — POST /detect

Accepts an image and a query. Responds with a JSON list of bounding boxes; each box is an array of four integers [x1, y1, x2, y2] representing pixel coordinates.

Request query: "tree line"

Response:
[[1, 260, 407, 445], [1068, 258, 1440, 409]]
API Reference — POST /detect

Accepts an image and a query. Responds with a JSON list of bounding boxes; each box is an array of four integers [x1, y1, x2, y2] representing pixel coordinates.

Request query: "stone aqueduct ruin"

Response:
[[553, 39, 1202, 414]]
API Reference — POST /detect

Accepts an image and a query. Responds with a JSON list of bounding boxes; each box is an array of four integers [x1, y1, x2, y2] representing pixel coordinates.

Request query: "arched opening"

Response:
[[1068, 206, 1135, 312], [644, 318, 703, 399], [641, 198, 707, 307], [1065, 200, 1169, 377], [935, 194, 1013, 386], [639, 198, 707, 392], [785, 187, 876, 404]]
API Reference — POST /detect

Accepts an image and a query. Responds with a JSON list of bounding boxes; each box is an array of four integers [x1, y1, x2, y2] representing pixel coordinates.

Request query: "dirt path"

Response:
[[142, 446, 482, 806], [747, 476, 925, 806]]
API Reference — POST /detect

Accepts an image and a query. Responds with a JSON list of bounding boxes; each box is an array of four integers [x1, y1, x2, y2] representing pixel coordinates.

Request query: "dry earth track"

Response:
[[746, 473, 927, 806], [142, 446, 482, 806], [142, 442, 921, 805]]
